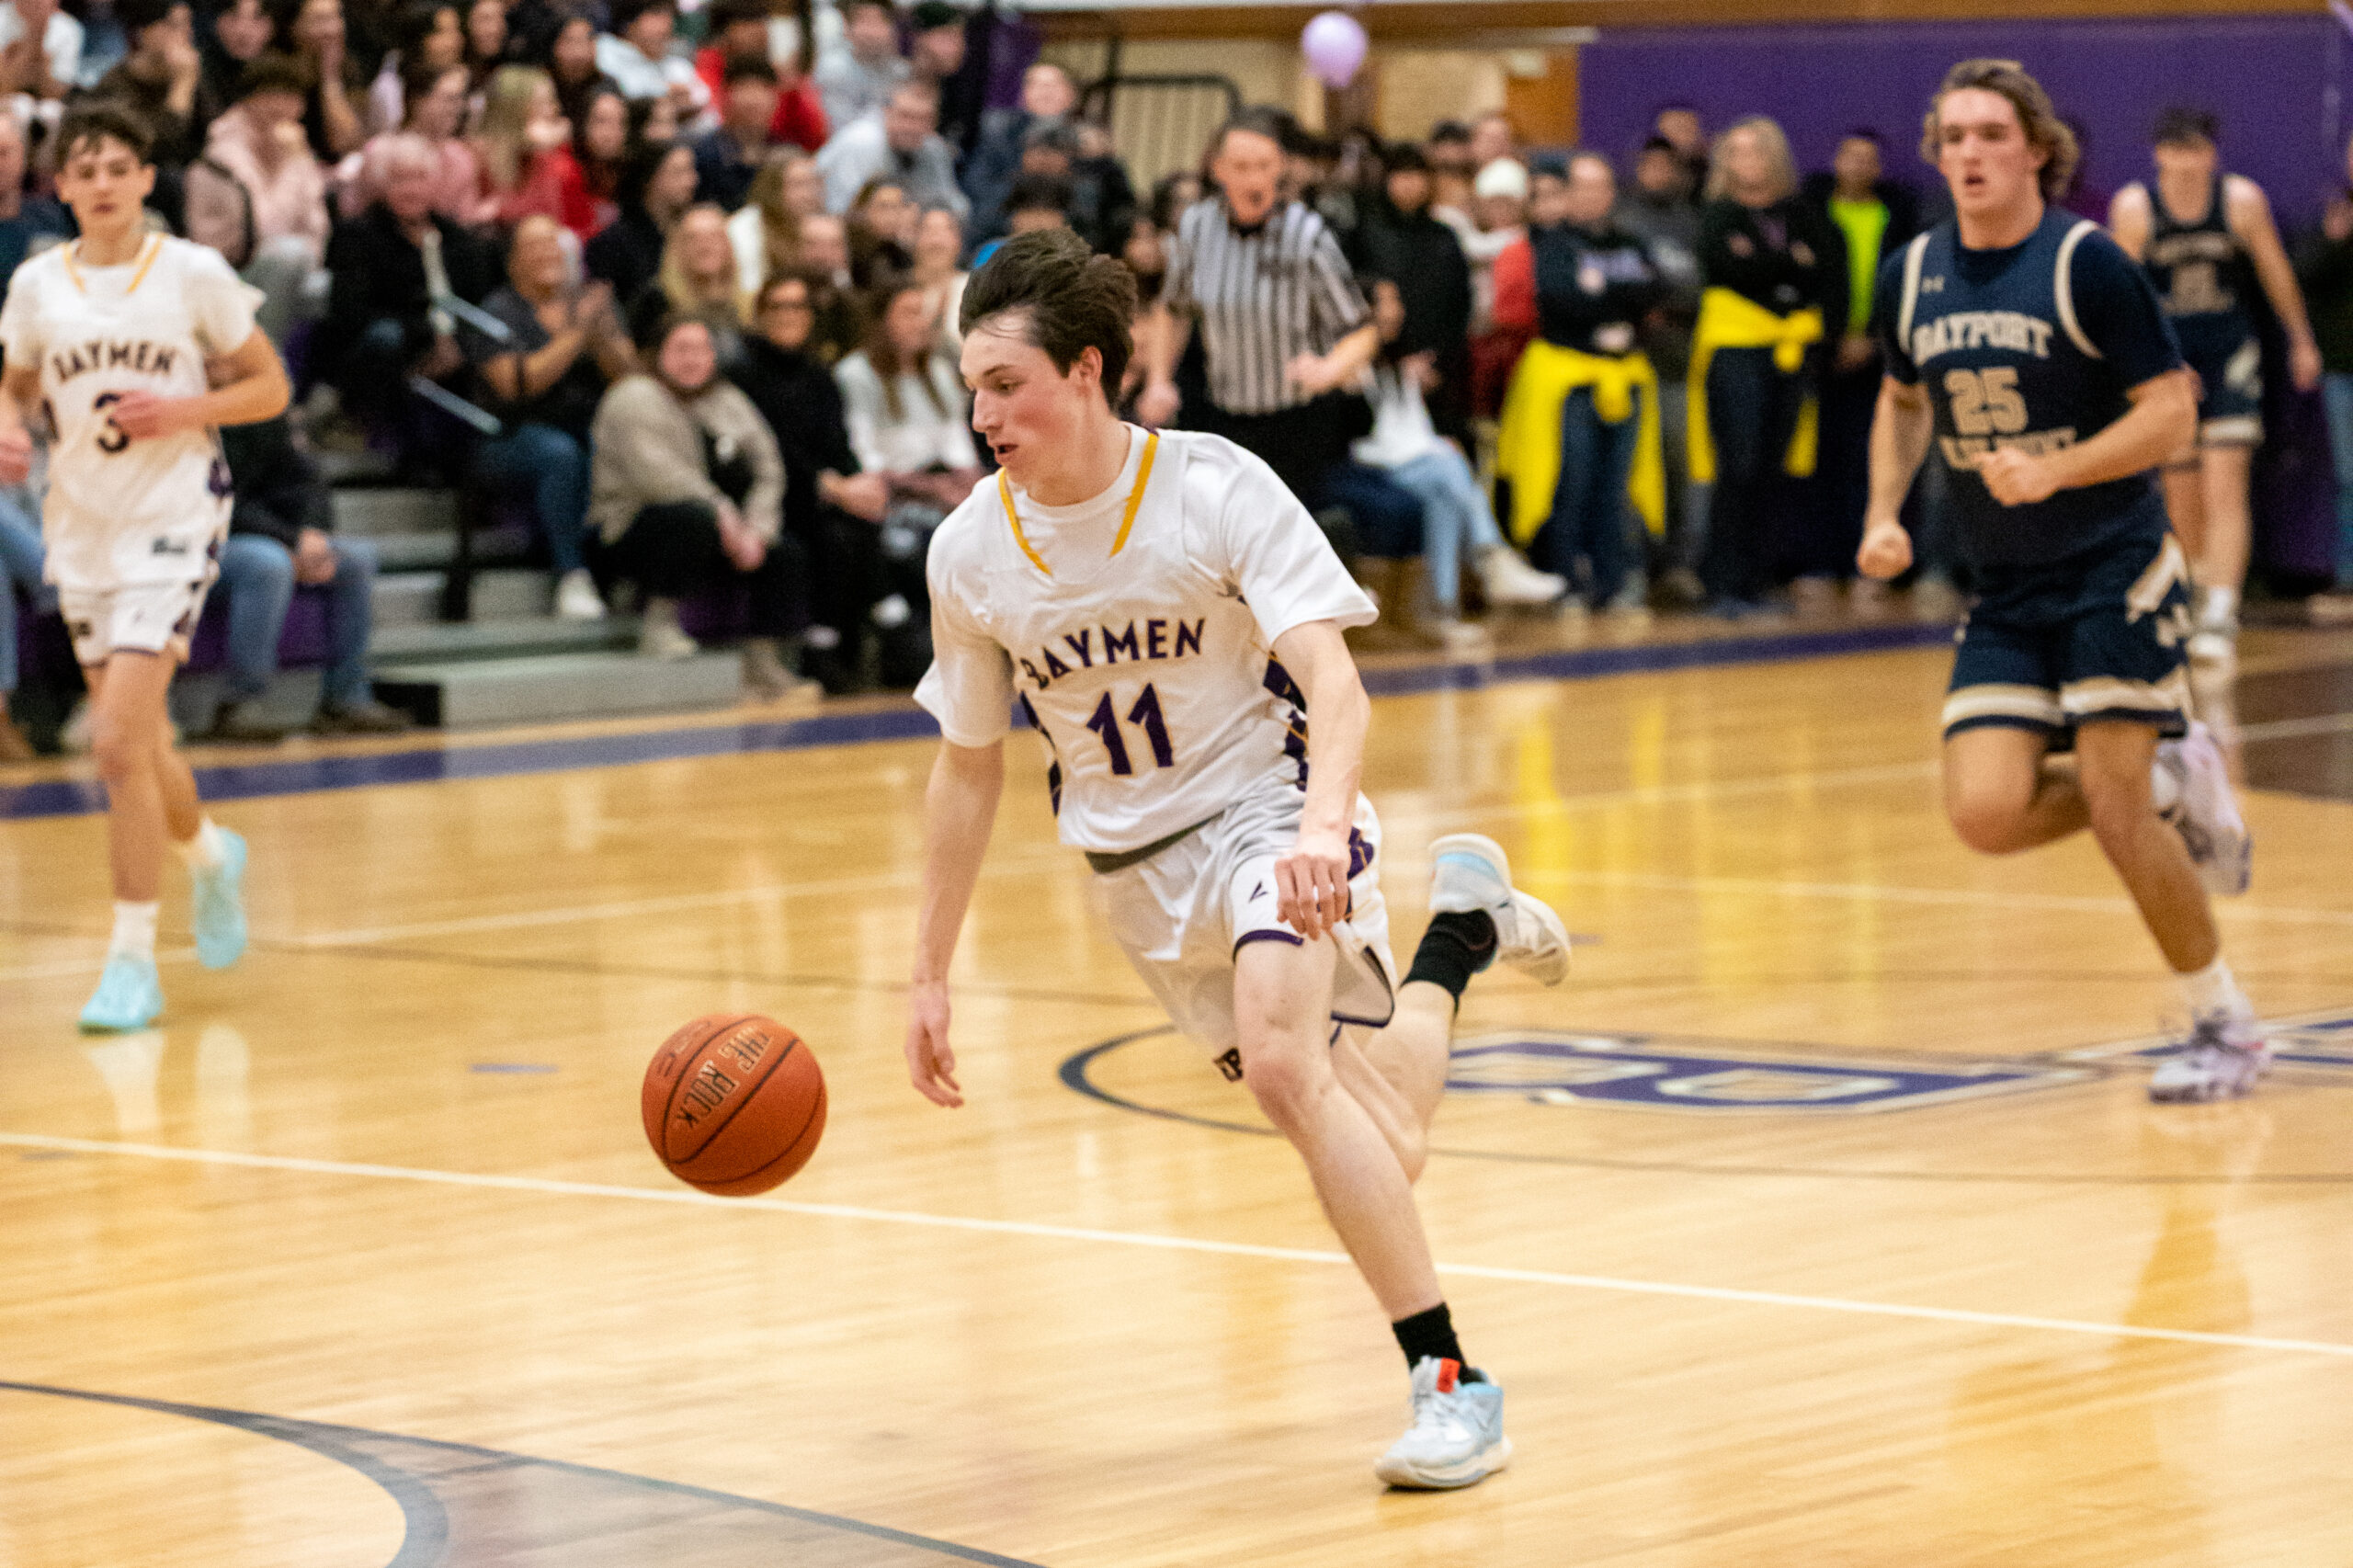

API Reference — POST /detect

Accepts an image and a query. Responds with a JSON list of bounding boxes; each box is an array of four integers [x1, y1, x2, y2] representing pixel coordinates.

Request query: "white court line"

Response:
[[0, 947, 199, 985], [1528, 868, 2353, 928], [5, 1131, 2348, 1361], [2236, 711, 2353, 743]]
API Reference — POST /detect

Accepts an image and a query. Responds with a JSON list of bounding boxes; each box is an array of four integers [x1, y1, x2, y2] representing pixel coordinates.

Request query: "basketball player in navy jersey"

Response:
[[2111, 108, 2321, 664], [1857, 61, 2268, 1103]]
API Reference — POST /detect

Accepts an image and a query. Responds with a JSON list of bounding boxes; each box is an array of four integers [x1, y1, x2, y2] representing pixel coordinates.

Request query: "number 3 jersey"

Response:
[[0, 236, 257, 591], [1875, 209, 2182, 569], [916, 426, 1376, 854]]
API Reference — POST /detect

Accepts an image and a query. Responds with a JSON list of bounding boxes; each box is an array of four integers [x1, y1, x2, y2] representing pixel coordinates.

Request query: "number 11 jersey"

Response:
[[917, 426, 1376, 854], [1875, 208, 2182, 569], [0, 235, 257, 592]]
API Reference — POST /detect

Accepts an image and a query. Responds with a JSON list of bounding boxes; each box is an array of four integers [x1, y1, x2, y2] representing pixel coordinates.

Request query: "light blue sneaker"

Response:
[[79, 954, 165, 1033], [190, 827, 248, 970], [1374, 1357, 1512, 1490], [1427, 833, 1571, 985]]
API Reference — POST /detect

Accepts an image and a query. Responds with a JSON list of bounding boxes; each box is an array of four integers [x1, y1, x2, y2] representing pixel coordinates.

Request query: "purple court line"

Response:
[[0, 623, 1953, 822]]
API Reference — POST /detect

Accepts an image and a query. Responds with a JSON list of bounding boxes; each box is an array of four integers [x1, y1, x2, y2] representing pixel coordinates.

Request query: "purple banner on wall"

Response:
[[1578, 16, 2347, 228]]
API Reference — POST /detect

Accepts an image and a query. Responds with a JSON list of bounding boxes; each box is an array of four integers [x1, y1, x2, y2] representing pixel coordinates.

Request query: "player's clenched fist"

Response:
[[1976, 447, 2060, 507], [0, 424, 29, 486], [1856, 517, 1913, 581]]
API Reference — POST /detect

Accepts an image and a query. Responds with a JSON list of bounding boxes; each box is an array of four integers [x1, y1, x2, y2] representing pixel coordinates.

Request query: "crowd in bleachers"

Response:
[[3, 6, 2351, 758]]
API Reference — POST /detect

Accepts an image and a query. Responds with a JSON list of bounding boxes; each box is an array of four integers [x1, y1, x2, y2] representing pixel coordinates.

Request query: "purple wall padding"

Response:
[[1580, 15, 2347, 581], [1579, 16, 2347, 227]]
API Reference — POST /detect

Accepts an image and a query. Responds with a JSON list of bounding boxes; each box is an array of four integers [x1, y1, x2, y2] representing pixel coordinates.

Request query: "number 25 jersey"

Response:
[[0, 236, 257, 591], [916, 427, 1376, 854], [1875, 209, 2182, 570]]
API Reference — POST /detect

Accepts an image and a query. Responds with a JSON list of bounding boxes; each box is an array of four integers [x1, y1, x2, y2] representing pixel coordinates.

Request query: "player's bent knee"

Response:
[[2079, 771, 2154, 847], [88, 712, 157, 783], [1945, 789, 2031, 856], [1238, 1041, 1328, 1133]]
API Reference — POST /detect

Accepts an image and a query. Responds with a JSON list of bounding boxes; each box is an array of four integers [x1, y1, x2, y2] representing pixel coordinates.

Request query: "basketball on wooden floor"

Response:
[[641, 1015, 826, 1196]]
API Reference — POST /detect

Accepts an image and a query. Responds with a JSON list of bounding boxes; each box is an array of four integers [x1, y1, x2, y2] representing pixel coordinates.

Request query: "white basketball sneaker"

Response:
[[2155, 722, 2252, 897], [1476, 545, 1568, 608], [1427, 833, 1571, 985], [1375, 1358, 1512, 1490], [2148, 1011, 2273, 1104]]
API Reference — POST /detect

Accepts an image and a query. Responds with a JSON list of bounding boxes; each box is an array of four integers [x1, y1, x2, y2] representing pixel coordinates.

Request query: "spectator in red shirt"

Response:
[[692, 0, 829, 153]]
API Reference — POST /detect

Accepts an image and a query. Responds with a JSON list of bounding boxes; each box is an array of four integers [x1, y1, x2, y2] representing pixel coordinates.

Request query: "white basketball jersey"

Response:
[[0, 236, 256, 591], [916, 426, 1375, 853]]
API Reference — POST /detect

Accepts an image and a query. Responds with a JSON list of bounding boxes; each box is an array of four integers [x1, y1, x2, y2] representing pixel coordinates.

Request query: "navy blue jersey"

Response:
[[2139, 174, 2259, 361], [1876, 209, 2183, 569]]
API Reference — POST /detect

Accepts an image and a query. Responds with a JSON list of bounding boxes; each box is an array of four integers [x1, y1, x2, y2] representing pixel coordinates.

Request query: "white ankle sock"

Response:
[[2204, 585, 2239, 624], [2150, 759, 2183, 816], [175, 818, 227, 871], [109, 901, 160, 960], [2178, 955, 2250, 1021]]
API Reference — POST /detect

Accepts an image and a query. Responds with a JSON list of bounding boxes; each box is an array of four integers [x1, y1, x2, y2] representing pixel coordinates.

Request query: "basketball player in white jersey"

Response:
[[906, 230, 1572, 1489], [0, 103, 290, 1031]]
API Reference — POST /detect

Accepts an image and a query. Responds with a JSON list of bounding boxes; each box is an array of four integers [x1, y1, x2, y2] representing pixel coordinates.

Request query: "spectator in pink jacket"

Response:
[[192, 52, 331, 340]]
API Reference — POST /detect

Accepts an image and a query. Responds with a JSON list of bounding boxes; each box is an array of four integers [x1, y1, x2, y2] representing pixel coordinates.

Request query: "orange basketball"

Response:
[[641, 1015, 826, 1196]]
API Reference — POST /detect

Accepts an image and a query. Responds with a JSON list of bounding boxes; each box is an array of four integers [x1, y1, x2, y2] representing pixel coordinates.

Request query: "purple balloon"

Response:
[[1301, 11, 1368, 90]]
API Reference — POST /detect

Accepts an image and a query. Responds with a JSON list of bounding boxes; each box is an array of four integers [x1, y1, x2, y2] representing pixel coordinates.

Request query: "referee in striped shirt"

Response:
[[1140, 110, 1388, 509]]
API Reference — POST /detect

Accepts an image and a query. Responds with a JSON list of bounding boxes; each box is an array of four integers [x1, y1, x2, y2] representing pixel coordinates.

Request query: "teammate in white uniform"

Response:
[[0, 103, 291, 1031], [905, 230, 1573, 1489]]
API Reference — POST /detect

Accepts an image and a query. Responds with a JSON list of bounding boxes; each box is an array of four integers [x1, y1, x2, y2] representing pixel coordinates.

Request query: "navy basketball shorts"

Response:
[[2183, 332, 2263, 448], [1942, 531, 2194, 747]]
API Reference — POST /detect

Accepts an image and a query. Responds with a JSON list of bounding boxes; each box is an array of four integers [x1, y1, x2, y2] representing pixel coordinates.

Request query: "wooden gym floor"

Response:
[[2, 619, 2349, 1567]]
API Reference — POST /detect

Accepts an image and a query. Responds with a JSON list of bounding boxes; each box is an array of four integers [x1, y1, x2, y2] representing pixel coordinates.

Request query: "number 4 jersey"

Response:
[[917, 426, 1376, 854], [1875, 209, 2183, 569], [0, 235, 257, 592]]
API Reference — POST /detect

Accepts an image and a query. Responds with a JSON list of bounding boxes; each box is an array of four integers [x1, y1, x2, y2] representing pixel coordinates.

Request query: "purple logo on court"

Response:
[[1448, 1032, 2091, 1114]]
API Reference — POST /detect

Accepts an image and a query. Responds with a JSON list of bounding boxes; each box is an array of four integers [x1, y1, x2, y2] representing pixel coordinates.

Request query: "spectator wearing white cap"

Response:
[[1457, 157, 1529, 417]]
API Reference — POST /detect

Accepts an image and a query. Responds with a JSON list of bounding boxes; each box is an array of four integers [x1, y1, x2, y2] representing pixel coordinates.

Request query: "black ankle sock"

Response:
[[1390, 1301, 1485, 1382], [1404, 911, 1496, 1003]]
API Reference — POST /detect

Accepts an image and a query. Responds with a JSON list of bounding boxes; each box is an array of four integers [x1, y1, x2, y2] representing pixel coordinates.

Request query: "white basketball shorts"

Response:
[[58, 575, 216, 668], [1088, 782, 1397, 1068]]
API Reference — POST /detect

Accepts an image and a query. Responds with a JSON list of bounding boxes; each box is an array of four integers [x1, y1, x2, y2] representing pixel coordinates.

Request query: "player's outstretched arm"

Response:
[[2229, 176, 2323, 392], [1858, 376, 1932, 579], [112, 328, 290, 441], [1269, 619, 1368, 943], [905, 738, 1006, 1108]]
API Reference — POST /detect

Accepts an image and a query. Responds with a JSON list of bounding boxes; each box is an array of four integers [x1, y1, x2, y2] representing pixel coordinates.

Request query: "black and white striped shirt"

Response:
[[1165, 199, 1370, 416]]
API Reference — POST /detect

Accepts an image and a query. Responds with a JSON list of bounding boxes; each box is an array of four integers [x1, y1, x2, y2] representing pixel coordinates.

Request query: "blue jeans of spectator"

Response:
[[2323, 372, 2353, 586], [218, 533, 381, 709], [1383, 447, 1504, 612], [1655, 375, 1706, 574], [1700, 346, 1810, 604], [1546, 386, 1642, 608], [474, 421, 592, 576], [0, 494, 46, 697], [1312, 461, 1425, 561]]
